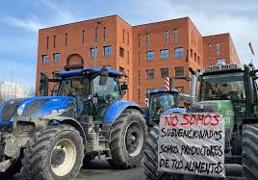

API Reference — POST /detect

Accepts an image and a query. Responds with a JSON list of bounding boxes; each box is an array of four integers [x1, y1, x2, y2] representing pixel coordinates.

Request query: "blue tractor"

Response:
[[0, 67, 147, 179]]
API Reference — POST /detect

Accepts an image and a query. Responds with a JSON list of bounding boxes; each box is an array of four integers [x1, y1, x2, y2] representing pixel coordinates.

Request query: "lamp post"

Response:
[[248, 42, 255, 64]]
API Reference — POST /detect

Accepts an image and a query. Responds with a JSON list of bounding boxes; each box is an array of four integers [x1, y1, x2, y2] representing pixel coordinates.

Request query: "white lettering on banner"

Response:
[[158, 113, 225, 178]]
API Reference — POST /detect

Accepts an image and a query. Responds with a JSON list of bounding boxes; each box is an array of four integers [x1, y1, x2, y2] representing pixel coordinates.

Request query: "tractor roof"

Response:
[[57, 67, 123, 78], [148, 88, 179, 97], [201, 64, 244, 76]]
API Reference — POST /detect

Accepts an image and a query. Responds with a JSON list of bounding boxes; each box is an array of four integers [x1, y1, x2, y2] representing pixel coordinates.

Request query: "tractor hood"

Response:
[[0, 96, 76, 126]]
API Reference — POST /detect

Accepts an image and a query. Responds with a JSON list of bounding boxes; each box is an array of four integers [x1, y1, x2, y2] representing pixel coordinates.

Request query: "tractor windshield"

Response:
[[150, 93, 175, 113], [199, 73, 246, 101], [58, 78, 90, 98]]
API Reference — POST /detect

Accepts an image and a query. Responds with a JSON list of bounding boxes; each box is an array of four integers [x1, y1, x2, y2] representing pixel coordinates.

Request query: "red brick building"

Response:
[[36, 15, 240, 107]]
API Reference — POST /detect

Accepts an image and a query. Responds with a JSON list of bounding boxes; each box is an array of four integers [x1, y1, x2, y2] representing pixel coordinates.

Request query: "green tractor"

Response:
[[144, 63, 258, 179]]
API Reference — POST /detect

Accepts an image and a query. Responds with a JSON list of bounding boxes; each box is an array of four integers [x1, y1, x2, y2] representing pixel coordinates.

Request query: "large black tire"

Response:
[[242, 124, 258, 180], [20, 124, 84, 180], [109, 109, 147, 168], [144, 126, 183, 180]]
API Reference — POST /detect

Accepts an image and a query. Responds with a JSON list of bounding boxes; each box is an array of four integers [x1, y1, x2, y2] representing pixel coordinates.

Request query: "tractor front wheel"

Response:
[[242, 123, 258, 180], [20, 124, 84, 180], [109, 109, 147, 168]]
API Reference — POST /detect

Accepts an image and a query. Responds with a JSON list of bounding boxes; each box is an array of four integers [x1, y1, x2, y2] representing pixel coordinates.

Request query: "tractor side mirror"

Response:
[[99, 68, 108, 86], [39, 73, 49, 96]]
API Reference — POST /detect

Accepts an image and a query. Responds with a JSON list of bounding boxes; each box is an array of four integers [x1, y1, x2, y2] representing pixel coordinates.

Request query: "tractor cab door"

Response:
[[91, 75, 121, 121]]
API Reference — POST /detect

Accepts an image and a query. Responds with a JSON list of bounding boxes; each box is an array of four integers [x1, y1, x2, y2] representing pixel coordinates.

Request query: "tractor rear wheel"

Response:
[[242, 123, 258, 180], [144, 126, 183, 180], [109, 109, 147, 168], [20, 124, 84, 180]]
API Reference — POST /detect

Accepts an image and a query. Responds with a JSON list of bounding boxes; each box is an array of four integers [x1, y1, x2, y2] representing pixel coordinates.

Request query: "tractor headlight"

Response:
[[17, 104, 26, 116]]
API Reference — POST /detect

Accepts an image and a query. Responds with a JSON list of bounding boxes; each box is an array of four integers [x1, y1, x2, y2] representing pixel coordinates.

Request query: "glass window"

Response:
[[165, 31, 169, 44], [146, 69, 154, 80], [103, 27, 106, 41], [95, 27, 98, 42], [160, 68, 169, 78], [216, 42, 220, 56], [53, 53, 60, 63], [119, 47, 124, 57], [82, 30, 85, 44], [190, 49, 193, 58], [146, 51, 154, 60], [146, 33, 150, 47], [150, 93, 175, 113], [160, 49, 168, 59], [90, 47, 98, 58], [58, 78, 90, 98], [104, 46, 112, 56], [174, 29, 178, 43], [138, 34, 141, 48], [174, 47, 184, 58], [92, 76, 121, 100], [200, 74, 246, 101], [42, 55, 49, 64], [175, 66, 184, 77]]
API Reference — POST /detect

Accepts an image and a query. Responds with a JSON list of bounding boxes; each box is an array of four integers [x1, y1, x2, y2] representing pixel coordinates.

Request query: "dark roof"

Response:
[[148, 88, 179, 97], [57, 67, 123, 78]]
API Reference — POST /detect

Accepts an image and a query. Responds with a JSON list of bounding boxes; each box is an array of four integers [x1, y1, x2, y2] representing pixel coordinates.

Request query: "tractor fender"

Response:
[[103, 100, 142, 124], [48, 116, 87, 148]]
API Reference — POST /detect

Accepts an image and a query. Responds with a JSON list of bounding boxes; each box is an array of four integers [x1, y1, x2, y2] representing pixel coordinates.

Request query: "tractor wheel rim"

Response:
[[125, 121, 144, 157], [50, 138, 77, 177]]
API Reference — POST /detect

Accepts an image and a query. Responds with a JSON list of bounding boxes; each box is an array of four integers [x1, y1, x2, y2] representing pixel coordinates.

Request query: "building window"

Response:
[[138, 34, 141, 48], [119, 47, 124, 57], [42, 55, 49, 64], [146, 33, 150, 48], [127, 51, 129, 64], [90, 47, 98, 58], [103, 27, 106, 41], [216, 42, 220, 56], [137, 89, 141, 101], [46, 36, 49, 50], [190, 49, 193, 58], [95, 27, 98, 42], [146, 51, 154, 60], [82, 30, 85, 44], [173, 29, 178, 44], [53, 53, 60, 63], [53, 35, 56, 48], [160, 68, 169, 78], [165, 31, 169, 44], [65, 33, 68, 46], [127, 32, 129, 45], [194, 53, 197, 61], [104, 46, 112, 56], [146, 69, 155, 80], [174, 47, 184, 58], [160, 49, 168, 59], [198, 56, 200, 64], [175, 66, 184, 77], [138, 70, 141, 85], [123, 30, 126, 43]]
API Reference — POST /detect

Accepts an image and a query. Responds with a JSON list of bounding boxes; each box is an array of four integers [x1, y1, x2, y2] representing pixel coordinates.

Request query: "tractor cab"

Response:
[[145, 89, 184, 126], [39, 67, 128, 121], [190, 63, 258, 158]]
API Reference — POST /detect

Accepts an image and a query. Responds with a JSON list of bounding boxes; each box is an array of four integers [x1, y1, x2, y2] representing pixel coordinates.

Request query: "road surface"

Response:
[[4, 159, 244, 180], [77, 160, 244, 180]]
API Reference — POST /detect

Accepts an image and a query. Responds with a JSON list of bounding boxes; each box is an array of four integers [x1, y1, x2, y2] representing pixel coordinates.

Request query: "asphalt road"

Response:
[[3, 159, 244, 180], [77, 160, 244, 180]]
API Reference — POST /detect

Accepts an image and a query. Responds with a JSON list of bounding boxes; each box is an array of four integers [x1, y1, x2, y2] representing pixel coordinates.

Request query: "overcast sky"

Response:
[[0, 0, 257, 88]]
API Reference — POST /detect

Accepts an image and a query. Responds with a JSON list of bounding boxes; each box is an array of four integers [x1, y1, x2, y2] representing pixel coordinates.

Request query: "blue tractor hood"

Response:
[[0, 96, 76, 126]]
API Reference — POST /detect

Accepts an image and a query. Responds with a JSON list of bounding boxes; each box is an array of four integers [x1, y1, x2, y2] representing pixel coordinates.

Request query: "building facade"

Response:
[[36, 15, 240, 107]]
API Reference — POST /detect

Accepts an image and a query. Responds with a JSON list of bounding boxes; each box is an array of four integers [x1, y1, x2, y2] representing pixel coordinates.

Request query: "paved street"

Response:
[[4, 159, 243, 180], [77, 160, 244, 180]]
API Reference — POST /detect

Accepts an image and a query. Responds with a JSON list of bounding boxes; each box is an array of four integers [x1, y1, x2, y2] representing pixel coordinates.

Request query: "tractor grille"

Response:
[[1, 99, 21, 121]]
